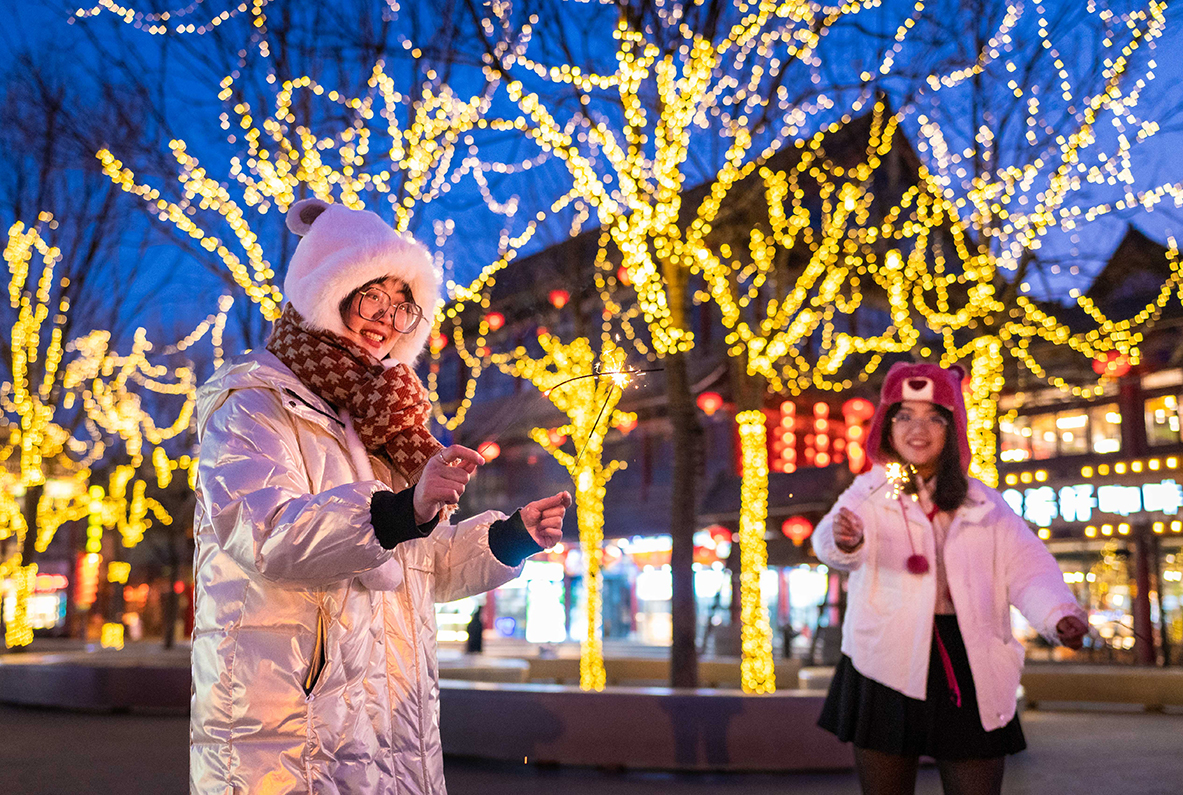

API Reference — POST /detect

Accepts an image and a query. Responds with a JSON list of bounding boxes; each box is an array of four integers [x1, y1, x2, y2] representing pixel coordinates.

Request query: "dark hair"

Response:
[[879, 402, 968, 513], [338, 278, 413, 322]]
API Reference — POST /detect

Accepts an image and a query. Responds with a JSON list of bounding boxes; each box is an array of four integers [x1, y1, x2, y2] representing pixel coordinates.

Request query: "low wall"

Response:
[[0, 651, 190, 712], [526, 656, 802, 689], [1022, 665, 1183, 710], [440, 680, 850, 771]]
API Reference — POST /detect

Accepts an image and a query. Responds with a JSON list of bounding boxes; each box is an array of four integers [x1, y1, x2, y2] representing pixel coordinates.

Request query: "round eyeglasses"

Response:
[[354, 287, 424, 334], [891, 413, 949, 431]]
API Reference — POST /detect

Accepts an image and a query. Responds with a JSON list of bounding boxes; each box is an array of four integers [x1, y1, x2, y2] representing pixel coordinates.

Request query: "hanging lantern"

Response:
[[706, 524, 733, 545], [616, 266, 631, 286], [485, 311, 505, 331], [1092, 351, 1131, 378], [548, 289, 570, 309], [781, 516, 814, 546], [477, 441, 501, 462], [429, 333, 448, 354], [547, 428, 568, 447], [615, 415, 638, 434], [696, 391, 724, 416], [842, 397, 874, 422]]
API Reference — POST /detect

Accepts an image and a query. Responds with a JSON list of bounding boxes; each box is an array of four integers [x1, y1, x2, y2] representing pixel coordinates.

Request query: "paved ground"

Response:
[[1, 704, 1180, 794]]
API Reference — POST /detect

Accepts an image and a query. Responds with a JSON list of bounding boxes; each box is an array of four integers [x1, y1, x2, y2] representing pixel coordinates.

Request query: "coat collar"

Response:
[[196, 349, 345, 435]]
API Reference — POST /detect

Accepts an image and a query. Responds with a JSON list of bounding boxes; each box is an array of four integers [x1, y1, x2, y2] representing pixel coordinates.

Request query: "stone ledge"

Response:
[[440, 680, 851, 771], [1022, 664, 1183, 710]]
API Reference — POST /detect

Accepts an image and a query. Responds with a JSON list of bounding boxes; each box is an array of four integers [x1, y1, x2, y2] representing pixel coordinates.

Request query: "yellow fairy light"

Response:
[[101, 622, 125, 650], [735, 410, 776, 694], [107, 561, 131, 584], [504, 335, 634, 692]]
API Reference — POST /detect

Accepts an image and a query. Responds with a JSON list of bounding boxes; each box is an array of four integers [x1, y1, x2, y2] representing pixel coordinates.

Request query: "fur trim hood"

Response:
[[281, 198, 439, 364], [867, 361, 971, 472]]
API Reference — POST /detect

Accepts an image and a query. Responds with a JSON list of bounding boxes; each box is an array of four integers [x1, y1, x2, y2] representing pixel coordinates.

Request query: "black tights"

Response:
[[854, 748, 1005, 795]]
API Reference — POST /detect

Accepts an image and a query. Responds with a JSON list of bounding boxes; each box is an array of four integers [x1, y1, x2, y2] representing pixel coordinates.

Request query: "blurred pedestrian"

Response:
[[814, 362, 1087, 795], [190, 198, 571, 795], [466, 606, 484, 654]]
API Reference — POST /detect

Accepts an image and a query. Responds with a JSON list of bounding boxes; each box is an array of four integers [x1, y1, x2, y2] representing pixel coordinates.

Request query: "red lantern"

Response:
[[842, 397, 874, 422], [547, 428, 568, 447], [478, 441, 501, 462], [548, 289, 570, 309], [485, 312, 505, 331], [706, 524, 733, 545], [615, 415, 638, 434], [696, 391, 724, 416], [429, 333, 448, 353], [1092, 351, 1131, 378], [781, 516, 814, 546], [616, 266, 631, 286]]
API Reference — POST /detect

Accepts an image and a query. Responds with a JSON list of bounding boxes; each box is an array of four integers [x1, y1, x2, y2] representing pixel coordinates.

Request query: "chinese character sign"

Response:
[[1004, 479, 1183, 524]]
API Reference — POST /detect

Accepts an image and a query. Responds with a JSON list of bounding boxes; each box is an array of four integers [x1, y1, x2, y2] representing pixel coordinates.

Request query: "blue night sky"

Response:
[[4, 1, 1183, 362]]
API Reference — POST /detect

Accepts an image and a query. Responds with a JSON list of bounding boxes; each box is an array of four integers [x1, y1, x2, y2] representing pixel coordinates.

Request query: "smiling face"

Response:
[[339, 276, 413, 360], [888, 399, 949, 478]]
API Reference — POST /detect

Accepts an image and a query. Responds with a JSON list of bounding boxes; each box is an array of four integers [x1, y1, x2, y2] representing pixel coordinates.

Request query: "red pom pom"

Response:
[[906, 554, 930, 575]]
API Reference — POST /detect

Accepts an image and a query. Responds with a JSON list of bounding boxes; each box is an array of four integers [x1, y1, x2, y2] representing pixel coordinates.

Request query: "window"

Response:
[[1146, 394, 1183, 447], [999, 403, 1122, 460], [999, 415, 1031, 463], [1090, 403, 1122, 454], [1055, 410, 1089, 456], [1030, 413, 1057, 459]]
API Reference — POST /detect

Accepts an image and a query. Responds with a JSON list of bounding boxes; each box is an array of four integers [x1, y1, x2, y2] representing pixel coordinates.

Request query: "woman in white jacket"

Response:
[[190, 198, 570, 795], [814, 362, 1087, 795]]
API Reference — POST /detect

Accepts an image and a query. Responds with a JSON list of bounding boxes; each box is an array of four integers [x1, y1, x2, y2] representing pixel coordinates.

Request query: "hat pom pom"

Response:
[[906, 554, 930, 575], [286, 198, 331, 236]]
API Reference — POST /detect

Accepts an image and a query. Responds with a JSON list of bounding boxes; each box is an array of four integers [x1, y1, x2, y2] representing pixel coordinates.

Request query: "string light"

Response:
[[735, 410, 776, 694], [499, 335, 635, 691], [2, 218, 225, 646]]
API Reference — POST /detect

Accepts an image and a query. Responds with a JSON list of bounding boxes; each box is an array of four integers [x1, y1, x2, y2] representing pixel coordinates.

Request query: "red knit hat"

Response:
[[866, 362, 971, 472]]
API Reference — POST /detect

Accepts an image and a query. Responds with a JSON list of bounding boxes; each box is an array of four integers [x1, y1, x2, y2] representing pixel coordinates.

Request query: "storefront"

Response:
[[998, 368, 1183, 663], [435, 531, 833, 655]]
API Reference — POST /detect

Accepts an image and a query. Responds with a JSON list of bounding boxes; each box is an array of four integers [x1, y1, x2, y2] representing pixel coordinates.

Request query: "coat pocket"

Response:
[[302, 607, 328, 696]]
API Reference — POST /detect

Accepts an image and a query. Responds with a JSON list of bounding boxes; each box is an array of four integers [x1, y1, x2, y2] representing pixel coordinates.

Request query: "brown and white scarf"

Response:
[[266, 304, 443, 483]]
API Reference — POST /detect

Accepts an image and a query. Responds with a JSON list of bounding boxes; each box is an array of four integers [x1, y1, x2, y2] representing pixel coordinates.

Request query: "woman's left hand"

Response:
[[1055, 615, 1088, 650], [521, 491, 572, 549]]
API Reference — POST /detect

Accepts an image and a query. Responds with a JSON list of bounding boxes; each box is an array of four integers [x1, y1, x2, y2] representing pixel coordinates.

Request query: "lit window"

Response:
[[1090, 403, 1122, 455], [1145, 394, 1183, 447]]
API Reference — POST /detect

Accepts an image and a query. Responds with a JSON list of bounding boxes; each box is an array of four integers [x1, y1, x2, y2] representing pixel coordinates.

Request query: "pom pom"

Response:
[[906, 554, 930, 575]]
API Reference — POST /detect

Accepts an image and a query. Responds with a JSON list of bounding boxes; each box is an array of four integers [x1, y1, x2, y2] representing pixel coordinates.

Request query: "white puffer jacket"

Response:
[[190, 350, 521, 795], [813, 465, 1086, 732]]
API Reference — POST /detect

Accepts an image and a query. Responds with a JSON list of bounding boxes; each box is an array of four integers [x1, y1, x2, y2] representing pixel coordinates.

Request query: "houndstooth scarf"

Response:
[[266, 304, 443, 483]]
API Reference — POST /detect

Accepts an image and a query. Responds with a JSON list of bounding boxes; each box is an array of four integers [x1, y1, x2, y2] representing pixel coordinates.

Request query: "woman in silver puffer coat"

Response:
[[190, 198, 570, 795]]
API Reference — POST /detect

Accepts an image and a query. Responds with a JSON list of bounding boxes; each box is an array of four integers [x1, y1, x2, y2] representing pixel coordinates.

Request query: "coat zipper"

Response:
[[282, 388, 346, 427]]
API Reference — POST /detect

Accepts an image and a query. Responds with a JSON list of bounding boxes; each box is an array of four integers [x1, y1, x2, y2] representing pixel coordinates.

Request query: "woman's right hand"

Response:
[[413, 445, 484, 525], [833, 507, 865, 552]]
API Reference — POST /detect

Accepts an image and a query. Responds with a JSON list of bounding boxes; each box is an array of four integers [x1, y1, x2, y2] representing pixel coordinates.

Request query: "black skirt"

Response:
[[817, 614, 1026, 760]]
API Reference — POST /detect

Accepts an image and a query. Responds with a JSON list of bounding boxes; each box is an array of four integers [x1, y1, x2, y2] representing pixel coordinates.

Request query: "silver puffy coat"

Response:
[[190, 350, 520, 795]]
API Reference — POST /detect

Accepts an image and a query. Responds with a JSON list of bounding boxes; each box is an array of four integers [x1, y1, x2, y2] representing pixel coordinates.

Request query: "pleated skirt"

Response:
[[817, 614, 1026, 760]]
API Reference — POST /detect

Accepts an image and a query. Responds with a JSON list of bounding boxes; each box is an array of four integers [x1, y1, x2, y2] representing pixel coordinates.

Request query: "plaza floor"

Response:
[[0, 703, 1180, 794]]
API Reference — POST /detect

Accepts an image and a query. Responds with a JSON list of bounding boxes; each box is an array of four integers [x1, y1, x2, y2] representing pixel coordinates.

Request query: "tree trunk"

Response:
[[7, 483, 45, 650], [732, 357, 776, 692], [1133, 527, 1156, 666], [666, 349, 701, 687], [162, 521, 181, 650]]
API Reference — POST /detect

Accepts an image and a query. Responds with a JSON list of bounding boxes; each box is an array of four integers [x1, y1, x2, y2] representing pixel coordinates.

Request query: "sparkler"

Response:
[[850, 460, 930, 575]]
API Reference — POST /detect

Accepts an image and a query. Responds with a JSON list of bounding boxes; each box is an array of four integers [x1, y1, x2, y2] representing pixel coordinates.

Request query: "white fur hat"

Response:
[[282, 198, 439, 364]]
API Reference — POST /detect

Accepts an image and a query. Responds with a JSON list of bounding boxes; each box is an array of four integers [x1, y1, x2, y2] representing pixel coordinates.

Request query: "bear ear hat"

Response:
[[286, 198, 331, 237]]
